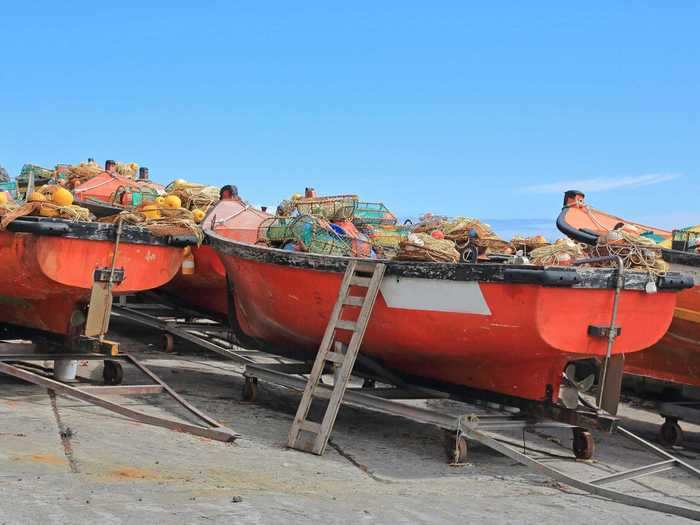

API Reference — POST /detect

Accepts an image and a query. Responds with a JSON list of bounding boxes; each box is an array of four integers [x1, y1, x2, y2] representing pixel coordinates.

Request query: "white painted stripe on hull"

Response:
[[380, 276, 491, 315]]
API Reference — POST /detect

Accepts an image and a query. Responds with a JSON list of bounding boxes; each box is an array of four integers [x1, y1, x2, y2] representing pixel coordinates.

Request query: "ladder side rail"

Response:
[[288, 261, 358, 447], [312, 263, 386, 454]]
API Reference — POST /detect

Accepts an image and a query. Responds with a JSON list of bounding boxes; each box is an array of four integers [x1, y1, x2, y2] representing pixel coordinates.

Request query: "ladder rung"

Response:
[[324, 351, 345, 364], [350, 276, 371, 287], [335, 320, 357, 331], [298, 420, 322, 434], [343, 295, 365, 307], [354, 262, 377, 273]]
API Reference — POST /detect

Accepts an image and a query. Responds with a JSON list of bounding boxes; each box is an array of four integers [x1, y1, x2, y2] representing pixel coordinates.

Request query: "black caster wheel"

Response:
[[242, 377, 258, 402], [161, 333, 174, 353], [659, 419, 684, 447], [572, 428, 595, 460], [103, 360, 124, 386], [443, 431, 468, 464]]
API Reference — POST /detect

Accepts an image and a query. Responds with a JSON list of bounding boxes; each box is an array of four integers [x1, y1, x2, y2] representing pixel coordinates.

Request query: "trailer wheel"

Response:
[[242, 377, 258, 402], [103, 360, 123, 386], [572, 428, 594, 460], [659, 419, 684, 447], [161, 334, 174, 353], [443, 431, 468, 464]]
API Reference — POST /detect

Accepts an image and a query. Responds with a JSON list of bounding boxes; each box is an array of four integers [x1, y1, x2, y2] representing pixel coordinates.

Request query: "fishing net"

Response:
[[115, 162, 139, 178], [293, 195, 358, 221], [0, 202, 92, 229], [165, 183, 220, 213], [360, 224, 410, 258], [64, 160, 103, 187], [396, 233, 460, 263], [529, 238, 585, 266], [511, 235, 551, 253], [258, 214, 360, 257], [590, 231, 668, 276], [99, 206, 204, 244]]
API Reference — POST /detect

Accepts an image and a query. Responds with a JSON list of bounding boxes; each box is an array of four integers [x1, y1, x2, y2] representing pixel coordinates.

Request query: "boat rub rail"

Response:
[[208, 233, 694, 291], [5, 216, 198, 247]]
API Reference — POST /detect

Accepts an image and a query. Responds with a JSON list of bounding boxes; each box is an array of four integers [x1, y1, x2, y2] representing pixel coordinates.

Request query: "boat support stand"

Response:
[[0, 337, 237, 443]]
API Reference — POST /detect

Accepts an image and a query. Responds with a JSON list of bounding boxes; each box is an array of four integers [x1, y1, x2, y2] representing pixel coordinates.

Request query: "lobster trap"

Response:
[[293, 194, 358, 221], [353, 202, 397, 226]]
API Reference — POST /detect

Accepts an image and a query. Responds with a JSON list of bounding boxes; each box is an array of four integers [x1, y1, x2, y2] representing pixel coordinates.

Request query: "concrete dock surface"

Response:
[[2, 322, 700, 524]]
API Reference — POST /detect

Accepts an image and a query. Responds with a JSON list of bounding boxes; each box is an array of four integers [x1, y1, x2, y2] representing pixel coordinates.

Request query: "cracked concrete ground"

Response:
[[2, 320, 700, 524]]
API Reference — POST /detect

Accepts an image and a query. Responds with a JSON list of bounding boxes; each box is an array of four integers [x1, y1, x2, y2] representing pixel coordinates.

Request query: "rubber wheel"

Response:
[[659, 420, 684, 447], [443, 431, 468, 464], [572, 428, 595, 460], [161, 333, 174, 353], [103, 360, 124, 386], [242, 378, 258, 402]]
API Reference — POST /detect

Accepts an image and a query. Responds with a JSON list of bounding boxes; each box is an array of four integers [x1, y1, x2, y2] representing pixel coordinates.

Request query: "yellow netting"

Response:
[[529, 238, 585, 266], [511, 235, 550, 252], [99, 207, 204, 244], [0, 202, 92, 230], [396, 233, 460, 263], [591, 231, 669, 276]]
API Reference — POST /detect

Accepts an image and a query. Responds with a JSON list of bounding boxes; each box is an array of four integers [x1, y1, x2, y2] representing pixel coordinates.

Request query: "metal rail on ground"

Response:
[[0, 340, 237, 442], [112, 294, 700, 520]]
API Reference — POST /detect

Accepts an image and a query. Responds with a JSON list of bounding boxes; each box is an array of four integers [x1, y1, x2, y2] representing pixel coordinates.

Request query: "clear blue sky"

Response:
[[1, 2, 697, 238]]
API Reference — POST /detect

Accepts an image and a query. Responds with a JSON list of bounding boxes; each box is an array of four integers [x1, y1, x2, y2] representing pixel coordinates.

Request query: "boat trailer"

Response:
[[112, 288, 700, 521]]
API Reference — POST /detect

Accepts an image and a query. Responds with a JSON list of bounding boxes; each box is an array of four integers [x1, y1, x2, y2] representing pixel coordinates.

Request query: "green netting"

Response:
[[18, 164, 53, 187], [353, 202, 397, 226], [259, 215, 355, 256]]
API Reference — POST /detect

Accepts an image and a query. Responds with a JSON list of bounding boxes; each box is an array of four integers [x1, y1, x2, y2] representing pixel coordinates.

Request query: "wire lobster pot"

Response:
[[258, 215, 358, 257], [353, 202, 397, 226], [293, 194, 358, 221]]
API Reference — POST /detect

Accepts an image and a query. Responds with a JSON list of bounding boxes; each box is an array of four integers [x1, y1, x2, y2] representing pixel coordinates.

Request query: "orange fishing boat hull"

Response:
[[160, 199, 271, 318], [0, 220, 186, 336], [209, 233, 686, 403], [557, 190, 700, 387]]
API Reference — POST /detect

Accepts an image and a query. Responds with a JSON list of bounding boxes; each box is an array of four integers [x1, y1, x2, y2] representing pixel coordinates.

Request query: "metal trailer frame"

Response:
[[112, 295, 700, 521], [244, 361, 700, 521], [0, 338, 237, 442], [658, 401, 700, 448]]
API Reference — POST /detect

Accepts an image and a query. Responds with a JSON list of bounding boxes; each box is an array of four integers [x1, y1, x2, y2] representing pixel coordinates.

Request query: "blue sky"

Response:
[[1, 2, 697, 239]]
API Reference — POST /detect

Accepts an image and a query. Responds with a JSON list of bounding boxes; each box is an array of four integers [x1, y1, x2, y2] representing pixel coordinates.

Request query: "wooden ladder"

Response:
[[288, 260, 386, 455]]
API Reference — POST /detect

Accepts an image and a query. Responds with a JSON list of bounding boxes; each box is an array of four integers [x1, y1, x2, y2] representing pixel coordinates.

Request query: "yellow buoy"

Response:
[[28, 191, 46, 202], [156, 196, 165, 205], [192, 209, 205, 223], [0, 192, 8, 206], [142, 204, 161, 220], [172, 179, 187, 188], [52, 187, 74, 207], [163, 195, 182, 209]]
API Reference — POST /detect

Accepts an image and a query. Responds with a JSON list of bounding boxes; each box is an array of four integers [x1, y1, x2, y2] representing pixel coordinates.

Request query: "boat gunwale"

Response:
[[207, 230, 690, 291], [4, 215, 198, 247]]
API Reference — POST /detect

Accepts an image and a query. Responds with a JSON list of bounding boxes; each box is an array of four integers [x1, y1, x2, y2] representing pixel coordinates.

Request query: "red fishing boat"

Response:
[[0, 215, 194, 337], [160, 198, 271, 318], [557, 190, 700, 388], [72, 166, 163, 216], [207, 230, 690, 404]]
